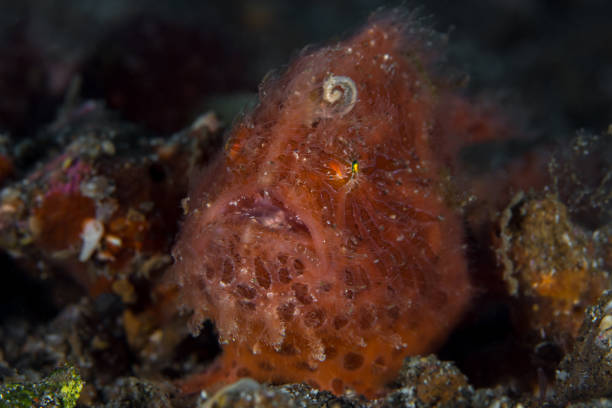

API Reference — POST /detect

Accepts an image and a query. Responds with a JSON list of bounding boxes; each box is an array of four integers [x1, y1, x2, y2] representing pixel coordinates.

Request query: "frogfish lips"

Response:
[[224, 190, 310, 235]]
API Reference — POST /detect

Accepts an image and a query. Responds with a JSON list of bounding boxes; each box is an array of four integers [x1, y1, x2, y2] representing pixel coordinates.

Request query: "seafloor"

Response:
[[0, 1, 611, 407]]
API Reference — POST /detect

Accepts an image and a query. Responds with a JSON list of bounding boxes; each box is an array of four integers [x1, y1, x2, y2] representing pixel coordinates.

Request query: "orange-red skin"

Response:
[[171, 12, 474, 398]]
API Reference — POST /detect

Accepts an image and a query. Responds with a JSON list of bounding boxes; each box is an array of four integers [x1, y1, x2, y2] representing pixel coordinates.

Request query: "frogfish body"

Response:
[[171, 11, 473, 398]]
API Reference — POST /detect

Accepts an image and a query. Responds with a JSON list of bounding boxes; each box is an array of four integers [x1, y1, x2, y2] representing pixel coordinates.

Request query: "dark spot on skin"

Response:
[[333, 315, 348, 330], [325, 345, 338, 360], [278, 267, 292, 284], [221, 259, 234, 284], [254, 257, 271, 289], [358, 305, 376, 330], [236, 367, 251, 377], [387, 305, 400, 320], [278, 342, 298, 356], [295, 361, 317, 371], [319, 281, 332, 292], [277, 302, 295, 322], [293, 258, 305, 273], [304, 308, 326, 328], [372, 356, 387, 374], [237, 284, 257, 299], [343, 352, 364, 370], [259, 361, 275, 371], [197, 276, 206, 291], [238, 300, 256, 311], [205, 264, 215, 280], [292, 283, 313, 305]]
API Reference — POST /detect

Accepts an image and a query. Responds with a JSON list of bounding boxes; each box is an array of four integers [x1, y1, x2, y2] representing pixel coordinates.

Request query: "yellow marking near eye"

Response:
[[327, 159, 359, 191]]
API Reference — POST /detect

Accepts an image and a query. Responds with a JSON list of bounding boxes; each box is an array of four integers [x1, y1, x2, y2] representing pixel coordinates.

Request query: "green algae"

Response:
[[0, 365, 83, 408]]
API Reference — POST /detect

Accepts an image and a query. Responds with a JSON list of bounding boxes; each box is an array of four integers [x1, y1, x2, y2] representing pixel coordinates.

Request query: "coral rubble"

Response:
[[0, 365, 82, 408], [498, 193, 610, 352], [0, 104, 217, 295]]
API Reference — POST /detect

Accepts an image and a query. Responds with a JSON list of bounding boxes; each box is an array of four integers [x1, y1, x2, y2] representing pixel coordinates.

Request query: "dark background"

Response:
[[0, 0, 610, 139]]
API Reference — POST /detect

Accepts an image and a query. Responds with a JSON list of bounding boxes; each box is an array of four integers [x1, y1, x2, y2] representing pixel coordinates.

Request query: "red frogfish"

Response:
[[171, 10, 475, 398]]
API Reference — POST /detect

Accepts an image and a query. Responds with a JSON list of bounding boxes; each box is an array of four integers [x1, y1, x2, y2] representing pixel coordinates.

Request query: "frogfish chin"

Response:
[[170, 10, 473, 398]]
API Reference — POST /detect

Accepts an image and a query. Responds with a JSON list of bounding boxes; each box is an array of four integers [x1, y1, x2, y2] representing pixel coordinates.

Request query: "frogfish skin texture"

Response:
[[171, 11, 473, 398]]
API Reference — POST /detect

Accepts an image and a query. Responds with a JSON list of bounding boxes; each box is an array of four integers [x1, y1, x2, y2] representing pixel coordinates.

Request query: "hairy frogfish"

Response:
[[170, 10, 493, 398]]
